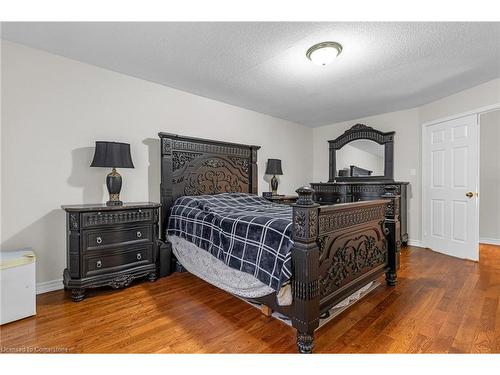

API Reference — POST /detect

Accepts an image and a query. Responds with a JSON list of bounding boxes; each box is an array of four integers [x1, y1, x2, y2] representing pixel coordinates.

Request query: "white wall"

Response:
[[420, 79, 500, 124], [0, 34, 3, 247], [479, 110, 500, 243], [0, 41, 313, 285]]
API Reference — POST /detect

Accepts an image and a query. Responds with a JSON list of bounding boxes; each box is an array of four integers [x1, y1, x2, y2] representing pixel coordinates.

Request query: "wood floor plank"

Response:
[[1, 245, 500, 353]]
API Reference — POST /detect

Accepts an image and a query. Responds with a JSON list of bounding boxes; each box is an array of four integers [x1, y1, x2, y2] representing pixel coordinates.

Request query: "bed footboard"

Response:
[[290, 186, 401, 353]]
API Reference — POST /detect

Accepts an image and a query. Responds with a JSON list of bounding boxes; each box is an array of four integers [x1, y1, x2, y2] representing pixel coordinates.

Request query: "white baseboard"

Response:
[[480, 237, 500, 246], [36, 279, 64, 295], [407, 239, 425, 248]]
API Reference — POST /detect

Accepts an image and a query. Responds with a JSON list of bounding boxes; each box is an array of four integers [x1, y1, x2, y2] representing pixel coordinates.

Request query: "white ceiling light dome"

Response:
[[306, 41, 343, 66]]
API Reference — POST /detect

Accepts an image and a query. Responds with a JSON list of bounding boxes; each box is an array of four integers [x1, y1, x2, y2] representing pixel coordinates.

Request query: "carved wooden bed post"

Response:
[[159, 135, 173, 242], [291, 187, 321, 354], [382, 185, 401, 286]]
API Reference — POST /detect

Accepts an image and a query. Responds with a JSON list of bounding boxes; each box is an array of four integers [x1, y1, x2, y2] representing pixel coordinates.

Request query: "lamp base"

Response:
[[106, 169, 123, 206], [106, 198, 123, 206], [271, 175, 279, 196], [106, 201, 123, 206]]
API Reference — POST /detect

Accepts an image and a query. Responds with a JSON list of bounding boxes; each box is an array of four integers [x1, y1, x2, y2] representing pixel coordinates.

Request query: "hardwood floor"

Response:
[[1, 245, 499, 353]]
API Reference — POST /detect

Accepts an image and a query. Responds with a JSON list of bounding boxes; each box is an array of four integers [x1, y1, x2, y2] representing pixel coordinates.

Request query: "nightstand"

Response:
[[264, 195, 298, 205], [61, 202, 160, 302]]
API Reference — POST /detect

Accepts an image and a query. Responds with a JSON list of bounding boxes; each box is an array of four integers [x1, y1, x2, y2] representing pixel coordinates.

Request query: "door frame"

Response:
[[421, 102, 500, 258]]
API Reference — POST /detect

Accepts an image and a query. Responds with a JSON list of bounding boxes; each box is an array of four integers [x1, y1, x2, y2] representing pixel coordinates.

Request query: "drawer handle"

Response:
[[136, 231, 142, 238], [96, 236, 102, 244], [136, 253, 142, 260], [96, 260, 102, 268]]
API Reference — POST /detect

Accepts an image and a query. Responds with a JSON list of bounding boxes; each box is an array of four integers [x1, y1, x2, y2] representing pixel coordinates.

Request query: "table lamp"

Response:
[[90, 141, 134, 206], [265, 159, 283, 196]]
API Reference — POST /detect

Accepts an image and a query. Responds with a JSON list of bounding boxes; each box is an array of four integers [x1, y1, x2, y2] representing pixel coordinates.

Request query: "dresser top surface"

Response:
[[61, 202, 160, 212]]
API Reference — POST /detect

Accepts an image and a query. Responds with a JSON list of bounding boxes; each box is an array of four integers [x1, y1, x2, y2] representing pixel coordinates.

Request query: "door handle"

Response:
[[465, 192, 474, 198]]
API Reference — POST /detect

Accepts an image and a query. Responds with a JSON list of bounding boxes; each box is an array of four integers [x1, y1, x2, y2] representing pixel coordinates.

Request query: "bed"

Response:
[[158, 132, 401, 353]]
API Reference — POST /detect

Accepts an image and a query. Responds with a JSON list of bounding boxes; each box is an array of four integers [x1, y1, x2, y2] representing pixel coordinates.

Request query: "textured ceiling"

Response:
[[2, 22, 500, 127]]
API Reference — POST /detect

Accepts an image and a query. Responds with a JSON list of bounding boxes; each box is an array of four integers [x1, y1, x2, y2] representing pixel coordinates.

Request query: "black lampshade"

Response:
[[265, 159, 283, 175], [90, 141, 134, 168]]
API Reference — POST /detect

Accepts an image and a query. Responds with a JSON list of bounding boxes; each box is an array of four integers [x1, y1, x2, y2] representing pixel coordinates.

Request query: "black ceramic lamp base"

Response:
[[271, 175, 279, 196], [106, 168, 123, 206]]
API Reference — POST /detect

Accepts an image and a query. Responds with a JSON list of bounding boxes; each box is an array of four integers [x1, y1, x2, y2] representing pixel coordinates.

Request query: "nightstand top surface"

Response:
[[61, 202, 160, 212], [266, 195, 298, 200]]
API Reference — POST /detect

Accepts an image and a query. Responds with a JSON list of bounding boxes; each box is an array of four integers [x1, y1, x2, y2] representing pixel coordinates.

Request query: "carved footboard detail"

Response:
[[316, 203, 388, 311], [290, 187, 399, 353], [318, 231, 386, 292]]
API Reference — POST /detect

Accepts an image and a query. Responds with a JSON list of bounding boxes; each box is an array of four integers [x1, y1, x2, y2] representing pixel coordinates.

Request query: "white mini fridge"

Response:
[[0, 249, 36, 325]]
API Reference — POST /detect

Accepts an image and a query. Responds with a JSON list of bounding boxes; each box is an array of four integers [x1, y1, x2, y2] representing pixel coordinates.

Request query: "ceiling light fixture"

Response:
[[306, 41, 343, 66]]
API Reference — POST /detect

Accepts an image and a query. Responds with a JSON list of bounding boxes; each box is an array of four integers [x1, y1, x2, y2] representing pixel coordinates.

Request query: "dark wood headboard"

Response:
[[158, 132, 261, 239]]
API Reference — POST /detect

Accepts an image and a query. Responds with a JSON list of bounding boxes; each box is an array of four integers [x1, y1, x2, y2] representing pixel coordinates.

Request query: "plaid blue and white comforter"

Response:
[[167, 193, 294, 291]]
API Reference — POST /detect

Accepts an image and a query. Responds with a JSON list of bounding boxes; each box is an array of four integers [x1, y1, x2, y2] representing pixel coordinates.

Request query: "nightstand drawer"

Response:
[[84, 225, 152, 251], [84, 245, 153, 277]]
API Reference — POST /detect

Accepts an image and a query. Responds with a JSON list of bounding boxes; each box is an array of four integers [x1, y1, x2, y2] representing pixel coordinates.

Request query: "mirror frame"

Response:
[[328, 124, 395, 182]]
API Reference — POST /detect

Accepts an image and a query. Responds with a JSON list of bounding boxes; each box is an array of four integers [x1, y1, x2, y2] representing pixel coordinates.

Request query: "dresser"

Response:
[[62, 202, 160, 301], [312, 123, 410, 245], [310, 182, 409, 244]]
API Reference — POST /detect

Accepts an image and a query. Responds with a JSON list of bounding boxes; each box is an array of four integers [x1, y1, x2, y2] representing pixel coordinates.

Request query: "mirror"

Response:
[[336, 139, 385, 177], [328, 124, 395, 182]]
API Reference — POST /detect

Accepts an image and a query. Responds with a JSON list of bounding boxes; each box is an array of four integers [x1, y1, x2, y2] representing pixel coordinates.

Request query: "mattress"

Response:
[[169, 235, 292, 305]]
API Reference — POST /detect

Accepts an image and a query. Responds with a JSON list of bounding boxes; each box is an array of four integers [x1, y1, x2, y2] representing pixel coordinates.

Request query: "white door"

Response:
[[423, 114, 479, 261]]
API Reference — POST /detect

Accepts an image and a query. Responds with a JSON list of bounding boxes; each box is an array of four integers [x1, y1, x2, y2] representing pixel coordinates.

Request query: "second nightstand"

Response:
[[61, 202, 160, 302]]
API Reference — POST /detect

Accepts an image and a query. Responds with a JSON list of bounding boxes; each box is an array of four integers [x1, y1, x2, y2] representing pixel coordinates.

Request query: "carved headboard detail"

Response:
[[159, 132, 260, 239]]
